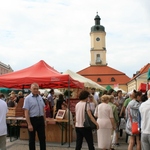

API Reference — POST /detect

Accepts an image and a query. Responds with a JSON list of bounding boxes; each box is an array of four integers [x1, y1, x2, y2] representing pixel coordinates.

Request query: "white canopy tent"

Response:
[[63, 69, 106, 90], [114, 87, 127, 94], [39, 89, 63, 96]]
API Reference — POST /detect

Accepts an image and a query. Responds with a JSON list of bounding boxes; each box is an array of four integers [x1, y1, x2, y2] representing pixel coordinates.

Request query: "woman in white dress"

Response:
[[94, 95, 116, 150]]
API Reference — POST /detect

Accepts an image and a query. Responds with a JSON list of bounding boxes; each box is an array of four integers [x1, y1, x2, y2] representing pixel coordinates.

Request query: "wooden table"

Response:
[[6, 117, 69, 145], [46, 118, 68, 145], [7, 117, 26, 142], [7, 117, 26, 121]]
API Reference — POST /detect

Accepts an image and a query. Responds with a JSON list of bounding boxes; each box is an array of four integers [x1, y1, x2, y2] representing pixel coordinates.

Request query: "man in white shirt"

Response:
[[0, 93, 8, 150], [91, 88, 99, 103], [139, 89, 150, 150]]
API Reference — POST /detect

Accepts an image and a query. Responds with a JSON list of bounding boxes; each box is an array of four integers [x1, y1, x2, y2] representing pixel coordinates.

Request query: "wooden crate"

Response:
[[20, 127, 39, 141], [7, 98, 24, 117], [7, 108, 24, 117]]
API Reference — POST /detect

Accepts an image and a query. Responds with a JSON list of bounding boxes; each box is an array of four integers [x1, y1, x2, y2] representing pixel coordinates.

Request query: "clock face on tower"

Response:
[[96, 37, 100, 41]]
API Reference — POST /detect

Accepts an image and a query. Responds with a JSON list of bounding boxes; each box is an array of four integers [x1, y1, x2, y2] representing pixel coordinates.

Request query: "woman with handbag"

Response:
[[125, 90, 142, 150], [94, 94, 116, 150], [75, 90, 99, 150]]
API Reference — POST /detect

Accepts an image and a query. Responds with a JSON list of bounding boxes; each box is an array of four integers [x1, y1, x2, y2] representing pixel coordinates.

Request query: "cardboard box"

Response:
[[20, 128, 29, 140], [20, 127, 39, 141]]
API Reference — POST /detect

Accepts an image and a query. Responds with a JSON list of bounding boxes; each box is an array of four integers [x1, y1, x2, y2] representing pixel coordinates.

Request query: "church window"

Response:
[[97, 78, 101, 82], [111, 77, 115, 82], [96, 54, 101, 64]]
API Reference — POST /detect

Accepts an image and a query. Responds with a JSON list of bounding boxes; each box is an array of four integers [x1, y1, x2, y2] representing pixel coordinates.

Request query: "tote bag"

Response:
[[83, 102, 97, 129], [119, 118, 126, 130]]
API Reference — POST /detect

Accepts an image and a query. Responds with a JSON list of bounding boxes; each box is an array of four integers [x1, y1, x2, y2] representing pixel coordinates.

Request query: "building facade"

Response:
[[0, 61, 13, 75], [127, 63, 150, 92], [77, 13, 130, 92]]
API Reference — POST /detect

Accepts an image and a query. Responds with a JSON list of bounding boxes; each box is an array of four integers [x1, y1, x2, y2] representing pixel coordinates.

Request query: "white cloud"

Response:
[[0, 0, 150, 78]]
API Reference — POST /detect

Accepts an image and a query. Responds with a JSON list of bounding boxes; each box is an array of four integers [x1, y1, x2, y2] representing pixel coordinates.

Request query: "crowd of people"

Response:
[[0, 84, 150, 150], [75, 88, 149, 150]]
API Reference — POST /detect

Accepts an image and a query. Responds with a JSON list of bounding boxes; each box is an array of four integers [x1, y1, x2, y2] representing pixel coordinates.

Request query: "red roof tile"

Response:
[[130, 63, 150, 81], [77, 65, 130, 85]]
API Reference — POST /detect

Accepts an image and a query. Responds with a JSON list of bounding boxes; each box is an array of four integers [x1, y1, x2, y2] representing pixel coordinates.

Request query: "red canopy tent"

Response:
[[0, 60, 83, 147], [138, 83, 150, 93], [0, 60, 84, 89]]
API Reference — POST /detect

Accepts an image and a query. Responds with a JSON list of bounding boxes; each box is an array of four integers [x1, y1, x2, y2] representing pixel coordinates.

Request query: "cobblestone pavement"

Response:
[[6, 131, 133, 150]]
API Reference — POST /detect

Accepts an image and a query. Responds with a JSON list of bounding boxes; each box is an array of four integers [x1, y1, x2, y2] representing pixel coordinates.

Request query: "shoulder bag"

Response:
[[119, 118, 126, 130], [83, 102, 97, 129]]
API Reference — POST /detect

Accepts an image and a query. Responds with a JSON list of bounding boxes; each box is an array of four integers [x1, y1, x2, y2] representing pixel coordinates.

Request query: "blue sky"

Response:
[[0, 0, 150, 78]]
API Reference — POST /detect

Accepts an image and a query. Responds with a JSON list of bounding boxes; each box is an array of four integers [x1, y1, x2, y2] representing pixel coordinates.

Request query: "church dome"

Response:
[[91, 13, 105, 32]]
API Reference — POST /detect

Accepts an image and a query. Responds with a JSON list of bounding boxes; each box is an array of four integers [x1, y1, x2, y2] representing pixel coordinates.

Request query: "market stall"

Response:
[[1, 60, 83, 145], [7, 117, 73, 144]]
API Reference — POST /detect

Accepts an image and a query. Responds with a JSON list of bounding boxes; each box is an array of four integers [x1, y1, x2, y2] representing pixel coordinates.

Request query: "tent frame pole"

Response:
[[67, 77, 71, 147]]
